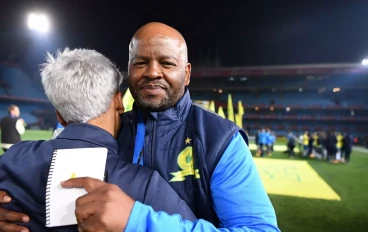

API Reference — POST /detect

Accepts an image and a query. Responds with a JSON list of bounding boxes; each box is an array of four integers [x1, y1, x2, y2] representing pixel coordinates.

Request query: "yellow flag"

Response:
[[209, 100, 215, 112], [218, 106, 226, 118], [236, 100, 244, 128], [227, 94, 235, 122], [238, 100, 244, 115], [235, 113, 241, 127], [122, 88, 135, 112]]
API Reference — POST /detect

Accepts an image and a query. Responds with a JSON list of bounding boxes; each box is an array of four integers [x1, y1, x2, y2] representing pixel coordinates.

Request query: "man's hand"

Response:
[[0, 191, 30, 232], [61, 177, 135, 232]]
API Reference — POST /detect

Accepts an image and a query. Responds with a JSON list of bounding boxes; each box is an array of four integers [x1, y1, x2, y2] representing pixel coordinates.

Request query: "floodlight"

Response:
[[28, 13, 50, 33]]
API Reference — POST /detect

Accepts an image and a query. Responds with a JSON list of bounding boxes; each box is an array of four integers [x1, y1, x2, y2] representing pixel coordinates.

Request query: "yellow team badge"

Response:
[[169, 138, 200, 182]]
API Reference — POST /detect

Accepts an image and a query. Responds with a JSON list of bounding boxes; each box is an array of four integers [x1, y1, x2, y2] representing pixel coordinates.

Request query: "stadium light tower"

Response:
[[28, 13, 50, 33], [362, 59, 368, 66]]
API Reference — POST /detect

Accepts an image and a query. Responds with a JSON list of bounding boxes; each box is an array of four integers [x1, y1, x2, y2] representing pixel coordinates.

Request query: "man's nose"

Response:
[[143, 62, 163, 80]]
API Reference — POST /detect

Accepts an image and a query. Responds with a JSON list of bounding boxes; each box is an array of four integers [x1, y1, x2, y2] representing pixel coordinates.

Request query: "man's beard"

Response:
[[131, 83, 185, 112], [134, 89, 173, 111]]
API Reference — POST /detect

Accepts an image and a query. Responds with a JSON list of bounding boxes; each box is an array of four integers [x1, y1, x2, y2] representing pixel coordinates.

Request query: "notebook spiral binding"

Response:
[[45, 149, 58, 226]]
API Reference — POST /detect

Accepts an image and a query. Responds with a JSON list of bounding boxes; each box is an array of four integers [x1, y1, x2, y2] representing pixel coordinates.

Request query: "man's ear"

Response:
[[184, 63, 191, 86], [115, 92, 124, 114], [56, 111, 67, 127]]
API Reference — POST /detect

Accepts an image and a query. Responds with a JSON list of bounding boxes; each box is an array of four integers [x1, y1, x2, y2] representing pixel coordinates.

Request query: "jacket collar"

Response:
[[57, 123, 118, 153], [132, 88, 192, 127]]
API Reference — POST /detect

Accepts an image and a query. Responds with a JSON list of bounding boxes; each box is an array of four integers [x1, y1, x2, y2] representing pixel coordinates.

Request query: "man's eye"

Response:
[[134, 62, 146, 66], [162, 62, 175, 66]]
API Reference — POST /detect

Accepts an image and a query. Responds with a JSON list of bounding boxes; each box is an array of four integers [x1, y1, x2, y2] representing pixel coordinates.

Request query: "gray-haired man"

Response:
[[0, 48, 195, 232]]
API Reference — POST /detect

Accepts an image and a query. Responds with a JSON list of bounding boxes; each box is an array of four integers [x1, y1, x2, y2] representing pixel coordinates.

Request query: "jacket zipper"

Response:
[[129, 114, 136, 163], [151, 120, 156, 168], [137, 150, 144, 165]]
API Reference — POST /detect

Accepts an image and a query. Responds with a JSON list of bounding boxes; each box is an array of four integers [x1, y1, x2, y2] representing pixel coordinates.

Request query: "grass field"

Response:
[[250, 141, 368, 232], [1, 130, 367, 231], [0, 130, 53, 155]]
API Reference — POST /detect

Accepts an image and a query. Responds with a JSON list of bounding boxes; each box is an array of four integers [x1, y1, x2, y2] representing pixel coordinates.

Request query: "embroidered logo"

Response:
[[169, 144, 200, 182]]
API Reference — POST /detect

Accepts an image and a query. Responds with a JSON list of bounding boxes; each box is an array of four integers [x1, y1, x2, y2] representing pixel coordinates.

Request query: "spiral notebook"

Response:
[[46, 147, 108, 227]]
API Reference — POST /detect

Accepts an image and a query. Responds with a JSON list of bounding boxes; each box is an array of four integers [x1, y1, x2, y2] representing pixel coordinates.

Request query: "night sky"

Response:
[[1, 0, 368, 70]]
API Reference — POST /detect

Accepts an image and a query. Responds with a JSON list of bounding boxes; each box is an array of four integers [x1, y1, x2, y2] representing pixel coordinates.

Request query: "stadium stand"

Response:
[[165, 63, 368, 140], [0, 64, 47, 100], [0, 64, 55, 129], [1, 60, 368, 142]]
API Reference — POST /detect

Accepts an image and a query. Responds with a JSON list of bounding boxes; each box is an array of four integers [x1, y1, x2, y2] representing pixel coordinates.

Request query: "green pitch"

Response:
[[0, 130, 52, 155], [250, 145, 368, 232], [0, 130, 367, 231]]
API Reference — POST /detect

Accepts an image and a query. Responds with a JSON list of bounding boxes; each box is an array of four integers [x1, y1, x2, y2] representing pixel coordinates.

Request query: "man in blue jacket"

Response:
[[0, 48, 195, 231], [0, 23, 279, 232], [72, 22, 279, 232]]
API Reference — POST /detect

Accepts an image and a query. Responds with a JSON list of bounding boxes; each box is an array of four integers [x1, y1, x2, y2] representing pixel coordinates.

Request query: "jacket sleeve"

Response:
[[143, 170, 197, 221], [125, 132, 280, 232]]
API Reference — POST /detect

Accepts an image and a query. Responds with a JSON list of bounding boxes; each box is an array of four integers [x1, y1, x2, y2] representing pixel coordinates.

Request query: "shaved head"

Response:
[[127, 22, 191, 112], [129, 22, 188, 63]]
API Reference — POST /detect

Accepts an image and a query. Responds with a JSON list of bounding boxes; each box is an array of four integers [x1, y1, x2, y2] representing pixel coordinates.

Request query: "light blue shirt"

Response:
[[259, 132, 267, 144], [125, 132, 280, 231]]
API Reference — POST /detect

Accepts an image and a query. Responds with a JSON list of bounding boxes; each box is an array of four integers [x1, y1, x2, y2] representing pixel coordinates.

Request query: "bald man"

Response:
[[0, 23, 280, 232]]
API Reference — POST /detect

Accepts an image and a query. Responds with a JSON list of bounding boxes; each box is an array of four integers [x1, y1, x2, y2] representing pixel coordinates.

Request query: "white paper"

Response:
[[46, 147, 107, 227]]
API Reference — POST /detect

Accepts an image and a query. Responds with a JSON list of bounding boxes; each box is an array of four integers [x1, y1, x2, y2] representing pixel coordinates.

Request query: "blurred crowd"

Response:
[[297, 131, 353, 163], [255, 128, 276, 157], [255, 129, 353, 163]]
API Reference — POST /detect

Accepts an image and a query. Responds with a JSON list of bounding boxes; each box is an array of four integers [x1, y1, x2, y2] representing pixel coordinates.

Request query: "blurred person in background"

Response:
[[319, 132, 328, 160], [310, 132, 319, 158], [298, 133, 304, 155], [0, 105, 25, 152], [326, 131, 338, 163], [313, 132, 319, 147], [303, 131, 309, 156], [255, 128, 260, 154], [308, 132, 314, 157], [336, 132, 343, 161], [342, 132, 353, 163], [313, 132, 325, 159], [287, 131, 296, 157], [270, 131, 276, 152], [257, 128, 267, 157], [266, 128, 273, 156]]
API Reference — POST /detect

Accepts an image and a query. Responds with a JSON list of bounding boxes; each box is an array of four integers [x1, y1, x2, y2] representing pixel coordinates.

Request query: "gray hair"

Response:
[[41, 48, 123, 123]]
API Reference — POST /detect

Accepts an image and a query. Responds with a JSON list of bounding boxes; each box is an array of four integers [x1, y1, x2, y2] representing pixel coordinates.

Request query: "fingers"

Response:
[[74, 184, 132, 232], [75, 184, 112, 208], [0, 222, 29, 232], [75, 192, 97, 208], [78, 213, 104, 232], [0, 208, 29, 223], [0, 192, 11, 204], [61, 177, 105, 192], [75, 201, 100, 223]]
